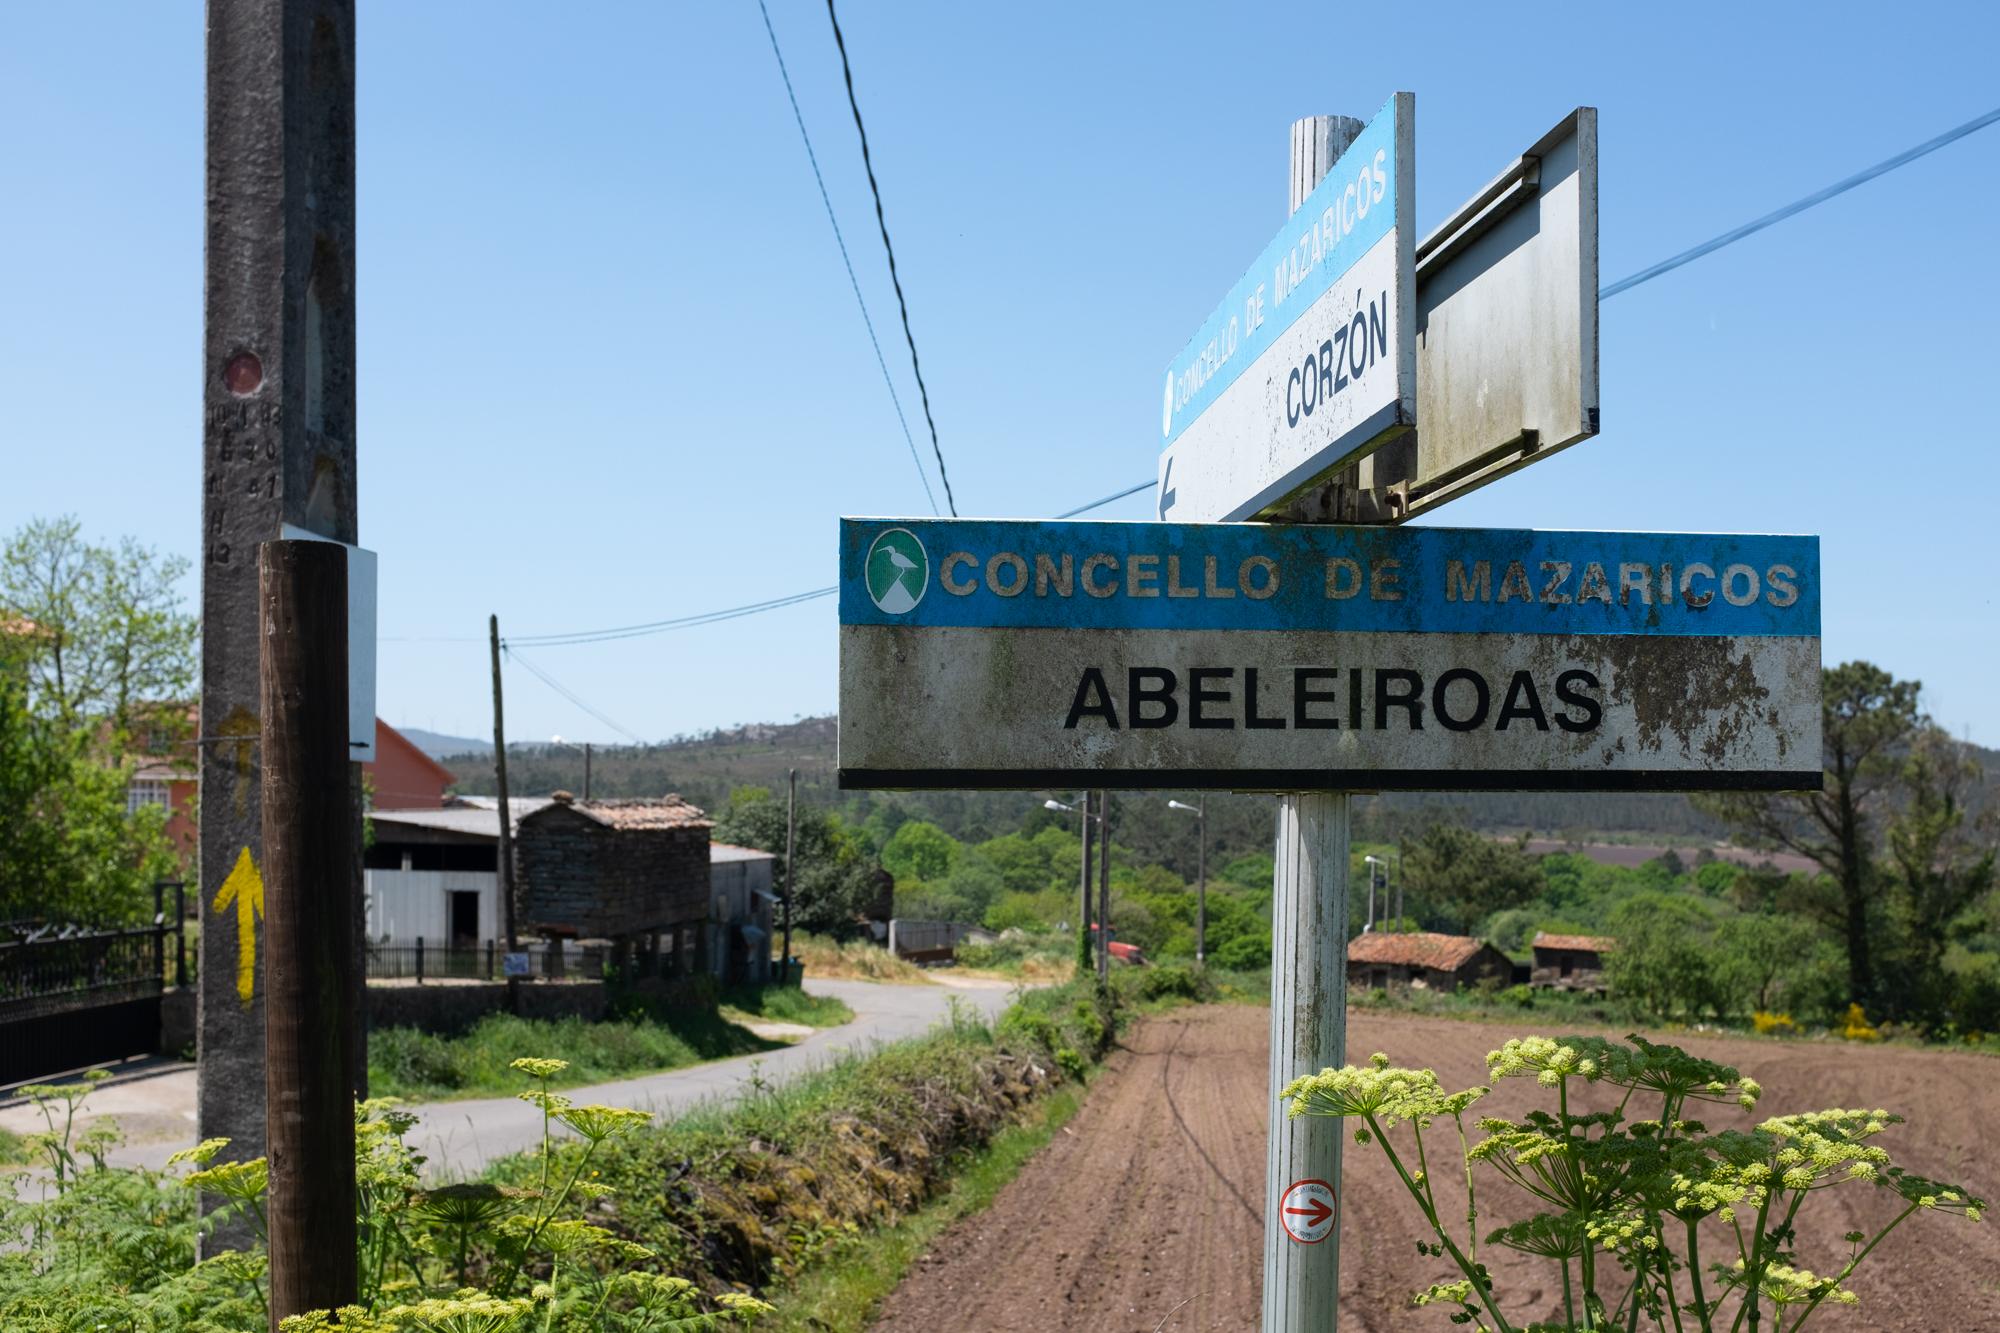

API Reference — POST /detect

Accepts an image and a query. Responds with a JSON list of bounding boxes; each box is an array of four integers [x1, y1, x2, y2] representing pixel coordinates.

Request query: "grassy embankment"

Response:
[[369, 983, 853, 1101], [481, 963, 1254, 1325]]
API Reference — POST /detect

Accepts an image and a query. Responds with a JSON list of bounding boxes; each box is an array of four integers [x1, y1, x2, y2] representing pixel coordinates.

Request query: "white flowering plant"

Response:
[[1283, 1034, 1983, 1332]]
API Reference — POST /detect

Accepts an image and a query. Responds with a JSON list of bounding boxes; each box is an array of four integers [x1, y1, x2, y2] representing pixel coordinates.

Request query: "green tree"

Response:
[[0, 677, 177, 923], [1713, 913, 1822, 1015], [1698, 663, 1933, 1011], [712, 787, 885, 935], [1604, 894, 1718, 1019], [880, 820, 958, 884], [1, 517, 197, 734], [1399, 823, 1545, 931], [1878, 730, 1996, 1019]]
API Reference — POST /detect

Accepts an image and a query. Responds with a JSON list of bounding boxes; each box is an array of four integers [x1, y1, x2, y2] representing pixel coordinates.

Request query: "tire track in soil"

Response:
[[868, 1007, 2000, 1332]]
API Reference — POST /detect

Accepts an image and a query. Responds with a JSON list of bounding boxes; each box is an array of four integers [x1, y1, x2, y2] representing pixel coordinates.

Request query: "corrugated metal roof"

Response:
[[1533, 932, 1616, 954], [1346, 931, 1492, 971], [370, 799, 553, 838], [711, 841, 778, 863]]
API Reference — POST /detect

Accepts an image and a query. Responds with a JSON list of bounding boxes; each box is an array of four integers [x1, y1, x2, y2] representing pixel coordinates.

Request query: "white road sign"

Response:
[[836, 518, 1823, 793], [280, 521, 378, 761], [1157, 94, 1416, 524]]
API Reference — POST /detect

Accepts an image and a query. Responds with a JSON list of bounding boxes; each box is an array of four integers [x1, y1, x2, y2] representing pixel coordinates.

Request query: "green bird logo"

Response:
[[865, 528, 929, 614]]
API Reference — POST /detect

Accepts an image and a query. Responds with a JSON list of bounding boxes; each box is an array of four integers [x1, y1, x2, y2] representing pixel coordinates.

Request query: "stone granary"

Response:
[[1346, 931, 1513, 992], [515, 792, 714, 976], [1530, 932, 1615, 992]]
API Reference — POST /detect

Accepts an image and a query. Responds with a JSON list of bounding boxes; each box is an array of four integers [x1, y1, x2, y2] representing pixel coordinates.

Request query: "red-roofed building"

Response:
[[368, 721, 458, 810], [1531, 932, 1616, 991], [1347, 931, 1511, 992], [125, 716, 455, 864]]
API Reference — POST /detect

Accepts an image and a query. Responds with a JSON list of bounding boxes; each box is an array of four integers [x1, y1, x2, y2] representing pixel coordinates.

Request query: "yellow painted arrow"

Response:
[[212, 846, 264, 1006]]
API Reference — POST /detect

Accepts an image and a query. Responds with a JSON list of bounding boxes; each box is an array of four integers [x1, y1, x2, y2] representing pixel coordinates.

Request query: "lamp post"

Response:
[[1168, 798, 1207, 965], [1363, 854, 1387, 933], [1045, 794, 1099, 974]]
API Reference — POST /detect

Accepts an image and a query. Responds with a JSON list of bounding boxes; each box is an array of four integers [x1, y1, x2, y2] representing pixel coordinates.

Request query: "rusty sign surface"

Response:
[[836, 518, 1821, 792]]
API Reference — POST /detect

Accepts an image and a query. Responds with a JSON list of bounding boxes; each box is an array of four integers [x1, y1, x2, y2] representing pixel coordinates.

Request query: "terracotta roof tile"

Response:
[[570, 795, 712, 831], [1532, 932, 1617, 954], [1347, 931, 1492, 971]]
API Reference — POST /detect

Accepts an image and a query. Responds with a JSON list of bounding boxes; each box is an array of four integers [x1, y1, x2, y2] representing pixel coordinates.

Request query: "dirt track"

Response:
[[870, 1006, 1999, 1331]]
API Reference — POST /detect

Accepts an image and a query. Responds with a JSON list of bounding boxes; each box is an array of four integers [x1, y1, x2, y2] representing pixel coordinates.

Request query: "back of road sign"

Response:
[[1157, 94, 1416, 523], [1395, 108, 1600, 519], [835, 517, 1823, 793]]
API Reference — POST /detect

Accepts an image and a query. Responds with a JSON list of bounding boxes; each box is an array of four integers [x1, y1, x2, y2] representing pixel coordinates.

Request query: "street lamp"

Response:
[[1043, 794, 1100, 974], [1168, 798, 1207, 965], [1363, 855, 1387, 932], [1363, 853, 1402, 932]]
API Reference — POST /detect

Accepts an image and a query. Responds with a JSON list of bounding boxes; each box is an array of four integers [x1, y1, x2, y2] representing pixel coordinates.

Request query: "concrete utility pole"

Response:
[[197, 0, 359, 1240], [1261, 113, 1363, 1333], [259, 541, 358, 1321]]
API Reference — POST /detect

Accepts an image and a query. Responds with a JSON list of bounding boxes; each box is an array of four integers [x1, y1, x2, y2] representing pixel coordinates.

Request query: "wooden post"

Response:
[[782, 767, 797, 977], [490, 615, 519, 1007], [1260, 113, 1363, 1333], [583, 742, 592, 802], [1095, 790, 1111, 984], [259, 539, 358, 1323]]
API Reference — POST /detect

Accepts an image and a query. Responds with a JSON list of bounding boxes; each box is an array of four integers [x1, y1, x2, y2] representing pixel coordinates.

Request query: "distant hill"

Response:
[[400, 727, 492, 761]]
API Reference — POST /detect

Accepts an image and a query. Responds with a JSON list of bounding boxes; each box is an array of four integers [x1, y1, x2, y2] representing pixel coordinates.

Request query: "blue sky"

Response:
[[2, 2, 1995, 747]]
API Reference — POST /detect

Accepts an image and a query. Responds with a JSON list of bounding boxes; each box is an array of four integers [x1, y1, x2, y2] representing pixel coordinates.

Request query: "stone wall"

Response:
[[515, 804, 711, 939], [365, 981, 606, 1036]]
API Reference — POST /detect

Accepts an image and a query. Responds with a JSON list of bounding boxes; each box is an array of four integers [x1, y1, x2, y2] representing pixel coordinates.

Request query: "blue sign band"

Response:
[[1162, 95, 1402, 449], [839, 519, 1820, 638]]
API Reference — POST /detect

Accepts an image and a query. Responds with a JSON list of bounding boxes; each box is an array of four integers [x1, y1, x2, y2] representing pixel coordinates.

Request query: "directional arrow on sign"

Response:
[[1158, 457, 1176, 520], [212, 846, 264, 1007], [1284, 1196, 1333, 1229]]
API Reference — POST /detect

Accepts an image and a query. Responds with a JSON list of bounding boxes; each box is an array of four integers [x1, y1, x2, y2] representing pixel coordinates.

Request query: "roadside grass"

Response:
[[786, 933, 933, 984], [0, 1126, 27, 1164], [369, 1007, 778, 1101], [761, 1085, 1085, 1332], [718, 983, 853, 1031]]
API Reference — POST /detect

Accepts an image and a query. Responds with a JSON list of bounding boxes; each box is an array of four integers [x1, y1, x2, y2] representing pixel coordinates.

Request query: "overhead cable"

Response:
[[502, 645, 646, 745], [755, 0, 938, 515], [1601, 103, 2000, 298], [825, 0, 958, 516]]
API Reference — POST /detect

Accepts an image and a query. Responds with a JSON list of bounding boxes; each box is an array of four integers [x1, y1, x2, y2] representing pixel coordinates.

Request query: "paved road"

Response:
[[402, 976, 1016, 1178], [1, 976, 1019, 1182]]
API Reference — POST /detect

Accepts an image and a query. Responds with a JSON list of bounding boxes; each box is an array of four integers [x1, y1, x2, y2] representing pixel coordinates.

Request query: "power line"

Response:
[[755, 0, 938, 516], [508, 586, 837, 648], [503, 644, 646, 744], [1055, 480, 1155, 519], [825, 0, 957, 517], [420, 109, 2000, 657], [1602, 103, 2000, 299]]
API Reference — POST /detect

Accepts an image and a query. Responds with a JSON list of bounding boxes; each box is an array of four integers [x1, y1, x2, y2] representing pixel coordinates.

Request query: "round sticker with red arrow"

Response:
[[1279, 1178, 1338, 1244]]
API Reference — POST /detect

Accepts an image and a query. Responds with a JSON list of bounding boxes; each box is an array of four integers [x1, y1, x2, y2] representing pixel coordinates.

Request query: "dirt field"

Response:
[[870, 1006, 1999, 1332]]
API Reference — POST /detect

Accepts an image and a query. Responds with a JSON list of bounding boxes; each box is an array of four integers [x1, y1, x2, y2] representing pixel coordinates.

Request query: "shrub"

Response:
[[1212, 933, 1271, 970], [1751, 1010, 1799, 1036], [1841, 1002, 1883, 1041]]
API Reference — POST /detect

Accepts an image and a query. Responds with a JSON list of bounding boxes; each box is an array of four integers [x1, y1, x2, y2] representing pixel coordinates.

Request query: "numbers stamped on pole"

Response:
[[1279, 1178, 1339, 1244]]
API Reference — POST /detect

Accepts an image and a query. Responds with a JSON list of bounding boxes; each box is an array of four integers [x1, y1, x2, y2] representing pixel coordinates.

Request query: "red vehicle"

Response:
[[1089, 924, 1146, 966]]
